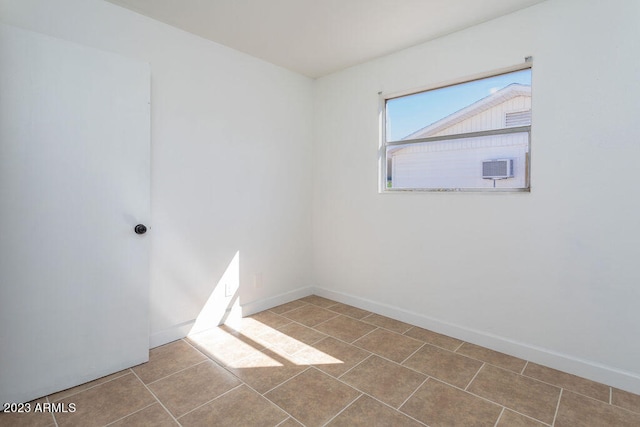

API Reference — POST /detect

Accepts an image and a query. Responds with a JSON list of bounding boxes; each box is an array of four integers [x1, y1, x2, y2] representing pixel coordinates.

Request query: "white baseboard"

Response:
[[149, 320, 195, 349], [240, 286, 314, 316], [312, 286, 640, 395], [148, 286, 314, 349]]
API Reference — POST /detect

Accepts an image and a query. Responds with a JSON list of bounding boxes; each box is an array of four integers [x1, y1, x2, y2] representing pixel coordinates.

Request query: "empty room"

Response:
[[1, 0, 639, 426]]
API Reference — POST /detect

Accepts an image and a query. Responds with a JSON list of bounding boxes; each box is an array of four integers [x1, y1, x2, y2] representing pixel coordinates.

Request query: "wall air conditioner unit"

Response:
[[482, 159, 514, 179]]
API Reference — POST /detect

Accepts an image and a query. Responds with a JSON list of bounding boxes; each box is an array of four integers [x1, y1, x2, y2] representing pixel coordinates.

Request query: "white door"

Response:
[[0, 24, 150, 403]]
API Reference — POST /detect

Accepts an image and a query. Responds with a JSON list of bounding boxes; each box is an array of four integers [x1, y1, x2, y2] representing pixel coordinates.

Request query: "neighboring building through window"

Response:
[[383, 65, 532, 191]]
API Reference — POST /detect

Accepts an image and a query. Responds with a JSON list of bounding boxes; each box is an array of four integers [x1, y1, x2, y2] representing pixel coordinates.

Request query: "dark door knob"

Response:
[[134, 224, 147, 235]]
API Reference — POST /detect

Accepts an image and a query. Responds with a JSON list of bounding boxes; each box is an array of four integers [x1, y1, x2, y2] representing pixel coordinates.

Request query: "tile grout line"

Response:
[[399, 342, 426, 365], [325, 305, 373, 321], [493, 407, 506, 427], [308, 324, 375, 348], [316, 361, 431, 427], [424, 375, 540, 419], [130, 368, 182, 427], [103, 402, 157, 426], [184, 337, 305, 427], [46, 395, 59, 427], [359, 318, 415, 336], [355, 389, 430, 427], [454, 340, 466, 352], [302, 312, 342, 330], [183, 327, 340, 422], [398, 376, 430, 410], [517, 371, 611, 405], [180, 337, 274, 395], [551, 388, 563, 426], [268, 301, 310, 316], [609, 386, 612, 405], [349, 326, 381, 346], [495, 404, 555, 427], [342, 346, 430, 379], [264, 325, 330, 355], [337, 353, 374, 380], [46, 369, 133, 403], [261, 366, 313, 396], [145, 358, 210, 386], [464, 362, 485, 391], [437, 375, 557, 427], [241, 381, 306, 426], [176, 384, 244, 420], [520, 360, 529, 375], [320, 393, 364, 427]]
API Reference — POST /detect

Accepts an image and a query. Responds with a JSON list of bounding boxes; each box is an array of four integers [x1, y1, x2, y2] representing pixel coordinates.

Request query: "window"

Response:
[[382, 64, 532, 191]]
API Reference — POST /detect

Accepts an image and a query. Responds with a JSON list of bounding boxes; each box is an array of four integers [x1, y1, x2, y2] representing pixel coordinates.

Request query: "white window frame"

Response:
[[379, 61, 532, 193]]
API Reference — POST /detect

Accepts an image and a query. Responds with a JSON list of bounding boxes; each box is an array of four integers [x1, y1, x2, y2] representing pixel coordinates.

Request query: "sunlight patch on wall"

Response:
[[190, 251, 241, 335]]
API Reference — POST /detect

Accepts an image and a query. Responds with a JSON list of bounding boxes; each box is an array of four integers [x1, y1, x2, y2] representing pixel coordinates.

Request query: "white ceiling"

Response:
[[105, 0, 546, 78]]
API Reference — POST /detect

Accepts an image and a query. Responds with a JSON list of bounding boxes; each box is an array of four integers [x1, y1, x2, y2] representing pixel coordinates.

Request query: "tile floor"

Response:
[[2, 295, 640, 427]]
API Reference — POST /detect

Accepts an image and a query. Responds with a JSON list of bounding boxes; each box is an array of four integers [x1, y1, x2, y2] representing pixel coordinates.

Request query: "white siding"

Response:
[[431, 96, 531, 136], [391, 132, 528, 189]]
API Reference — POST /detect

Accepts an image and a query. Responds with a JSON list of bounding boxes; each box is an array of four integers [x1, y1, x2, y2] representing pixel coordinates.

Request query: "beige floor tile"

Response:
[[326, 302, 372, 320], [340, 355, 426, 408], [612, 387, 640, 414], [269, 300, 309, 315], [221, 315, 289, 340], [0, 398, 55, 427], [298, 295, 337, 308], [249, 310, 293, 330], [523, 362, 610, 402], [148, 361, 241, 417], [327, 395, 423, 427], [109, 403, 177, 426], [555, 390, 640, 427], [400, 379, 502, 427], [265, 368, 360, 427], [225, 348, 308, 393], [16, 295, 636, 427], [403, 326, 464, 351], [54, 373, 155, 427], [361, 313, 413, 334], [402, 343, 483, 388], [276, 322, 327, 345], [281, 305, 339, 327], [256, 323, 326, 357], [132, 340, 206, 384], [278, 418, 304, 426], [295, 336, 370, 378], [456, 342, 526, 373], [353, 328, 423, 363], [496, 409, 548, 426], [47, 369, 131, 402], [467, 364, 560, 424], [179, 385, 288, 427], [187, 327, 266, 367], [313, 315, 377, 343]]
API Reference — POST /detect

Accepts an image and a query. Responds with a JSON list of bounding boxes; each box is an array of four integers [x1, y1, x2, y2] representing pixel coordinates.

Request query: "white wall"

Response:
[[0, 0, 314, 346], [313, 0, 640, 393]]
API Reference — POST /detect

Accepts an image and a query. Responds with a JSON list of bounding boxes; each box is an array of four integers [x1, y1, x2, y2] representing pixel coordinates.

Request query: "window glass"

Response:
[[384, 67, 531, 191]]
